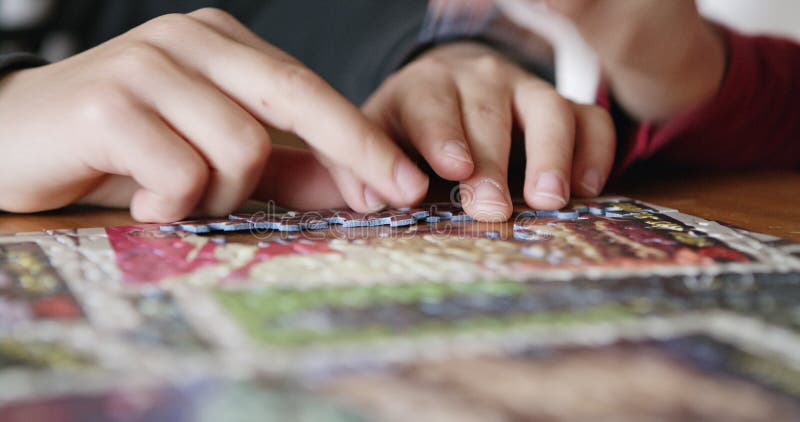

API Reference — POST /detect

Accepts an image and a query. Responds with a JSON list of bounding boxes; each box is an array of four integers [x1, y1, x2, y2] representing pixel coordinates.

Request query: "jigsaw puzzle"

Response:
[[2, 197, 800, 421]]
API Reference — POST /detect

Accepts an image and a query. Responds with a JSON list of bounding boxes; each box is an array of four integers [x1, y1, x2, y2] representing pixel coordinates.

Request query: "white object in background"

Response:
[[496, 0, 800, 105], [698, 0, 800, 41], [495, 0, 600, 104]]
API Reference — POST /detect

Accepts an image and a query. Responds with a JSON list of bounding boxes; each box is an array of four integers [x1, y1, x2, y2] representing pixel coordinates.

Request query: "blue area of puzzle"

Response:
[[159, 201, 652, 235]]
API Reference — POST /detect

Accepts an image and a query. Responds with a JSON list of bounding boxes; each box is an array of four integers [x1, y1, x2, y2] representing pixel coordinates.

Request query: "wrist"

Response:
[[603, 18, 726, 122]]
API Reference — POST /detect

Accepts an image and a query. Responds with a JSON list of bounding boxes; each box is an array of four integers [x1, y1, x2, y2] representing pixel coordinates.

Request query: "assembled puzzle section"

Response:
[[0, 242, 84, 324], [142, 197, 800, 289], [2, 196, 800, 421], [157, 199, 670, 234]]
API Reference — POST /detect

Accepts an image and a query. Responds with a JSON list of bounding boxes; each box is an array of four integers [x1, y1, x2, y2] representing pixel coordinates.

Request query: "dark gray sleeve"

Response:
[[52, 0, 549, 105], [238, 1, 554, 103], [240, 0, 431, 105], [63, 0, 431, 105]]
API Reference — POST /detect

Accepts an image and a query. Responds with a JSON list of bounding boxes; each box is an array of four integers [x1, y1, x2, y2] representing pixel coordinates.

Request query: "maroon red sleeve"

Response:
[[599, 26, 800, 175]]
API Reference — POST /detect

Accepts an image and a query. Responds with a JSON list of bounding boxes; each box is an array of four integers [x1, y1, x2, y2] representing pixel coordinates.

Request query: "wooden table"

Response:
[[2, 169, 799, 242]]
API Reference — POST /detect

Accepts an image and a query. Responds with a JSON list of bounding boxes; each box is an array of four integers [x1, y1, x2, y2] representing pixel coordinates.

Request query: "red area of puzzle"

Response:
[[31, 296, 82, 320], [106, 226, 220, 284], [106, 226, 335, 284], [106, 200, 756, 284]]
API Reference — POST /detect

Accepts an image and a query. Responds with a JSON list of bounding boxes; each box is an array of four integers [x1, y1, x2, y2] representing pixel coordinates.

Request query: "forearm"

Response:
[[604, 27, 800, 173], [548, 0, 725, 123]]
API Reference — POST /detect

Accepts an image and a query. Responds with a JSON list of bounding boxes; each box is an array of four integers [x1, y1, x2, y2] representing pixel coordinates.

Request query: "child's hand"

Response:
[[545, 0, 725, 122], [0, 8, 429, 222], [364, 41, 615, 221]]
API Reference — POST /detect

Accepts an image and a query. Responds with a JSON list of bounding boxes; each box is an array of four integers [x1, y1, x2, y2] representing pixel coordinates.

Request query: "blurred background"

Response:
[[3, 0, 797, 105], [497, 0, 800, 103]]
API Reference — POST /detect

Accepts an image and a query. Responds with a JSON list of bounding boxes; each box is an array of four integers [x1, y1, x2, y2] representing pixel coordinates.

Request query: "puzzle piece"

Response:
[[427, 203, 456, 221], [426, 203, 474, 223], [276, 217, 303, 232], [158, 200, 688, 235], [515, 201, 650, 223], [603, 209, 639, 218], [208, 220, 253, 232], [301, 218, 330, 231], [161, 203, 475, 233], [228, 213, 255, 222], [582, 202, 606, 216], [339, 212, 371, 228], [397, 207, 431, 220], [367, 211, 417, 228], [485, 231, 501, 240], [318, 209, 347, 225], [160, 219, 233, 234], [555, 208, 581, 219], [450, 209, 475, 222]]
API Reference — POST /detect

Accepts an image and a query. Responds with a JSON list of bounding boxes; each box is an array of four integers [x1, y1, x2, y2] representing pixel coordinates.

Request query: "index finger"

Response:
[[133, 12, 428, 206]]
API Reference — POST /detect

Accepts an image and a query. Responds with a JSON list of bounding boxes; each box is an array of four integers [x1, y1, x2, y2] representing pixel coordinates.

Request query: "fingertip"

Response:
[[325, 165, 391, 213], [524, 171, 569, 210], [130, 189, 192, 223], [394, 159, 430, 205], [361, 185, 388, 212], [572, 168, 604, 198], [462, 179, 513, 222]]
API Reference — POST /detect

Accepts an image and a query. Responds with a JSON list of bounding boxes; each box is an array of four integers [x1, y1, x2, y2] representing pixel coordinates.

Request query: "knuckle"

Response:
[[109, 42, 170, 75], [407, 56, 451, 76], [168, 159, 208, 201], [472, 54, 505, 76], [420, 91, 458, 110], [474, 160, 507, 180], [352, 128, 387, 166], [189, 7, 237, 24], [278, 64, 326, 95], [418, 119, 462, 140], [76, 82, 135, 125], [468, 101, 510, 127], [229, 123, 271, 173], [397, 87, 458, 115], [138, 13, 197, 40]]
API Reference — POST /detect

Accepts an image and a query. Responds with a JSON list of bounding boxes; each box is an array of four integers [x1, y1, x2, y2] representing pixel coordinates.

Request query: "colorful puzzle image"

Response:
[[0, 242, 83, 325], [1, 197, 799, 420]]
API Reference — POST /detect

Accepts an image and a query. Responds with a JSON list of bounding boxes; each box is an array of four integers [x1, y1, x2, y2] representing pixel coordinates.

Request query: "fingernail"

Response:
[[363, 186, 386, 211], [473, 179, 511, 219], [442, 141, 473, 165], [395, 160, 429, 201], [580, 169, 602, 197], [534, 172, 567, 206]]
